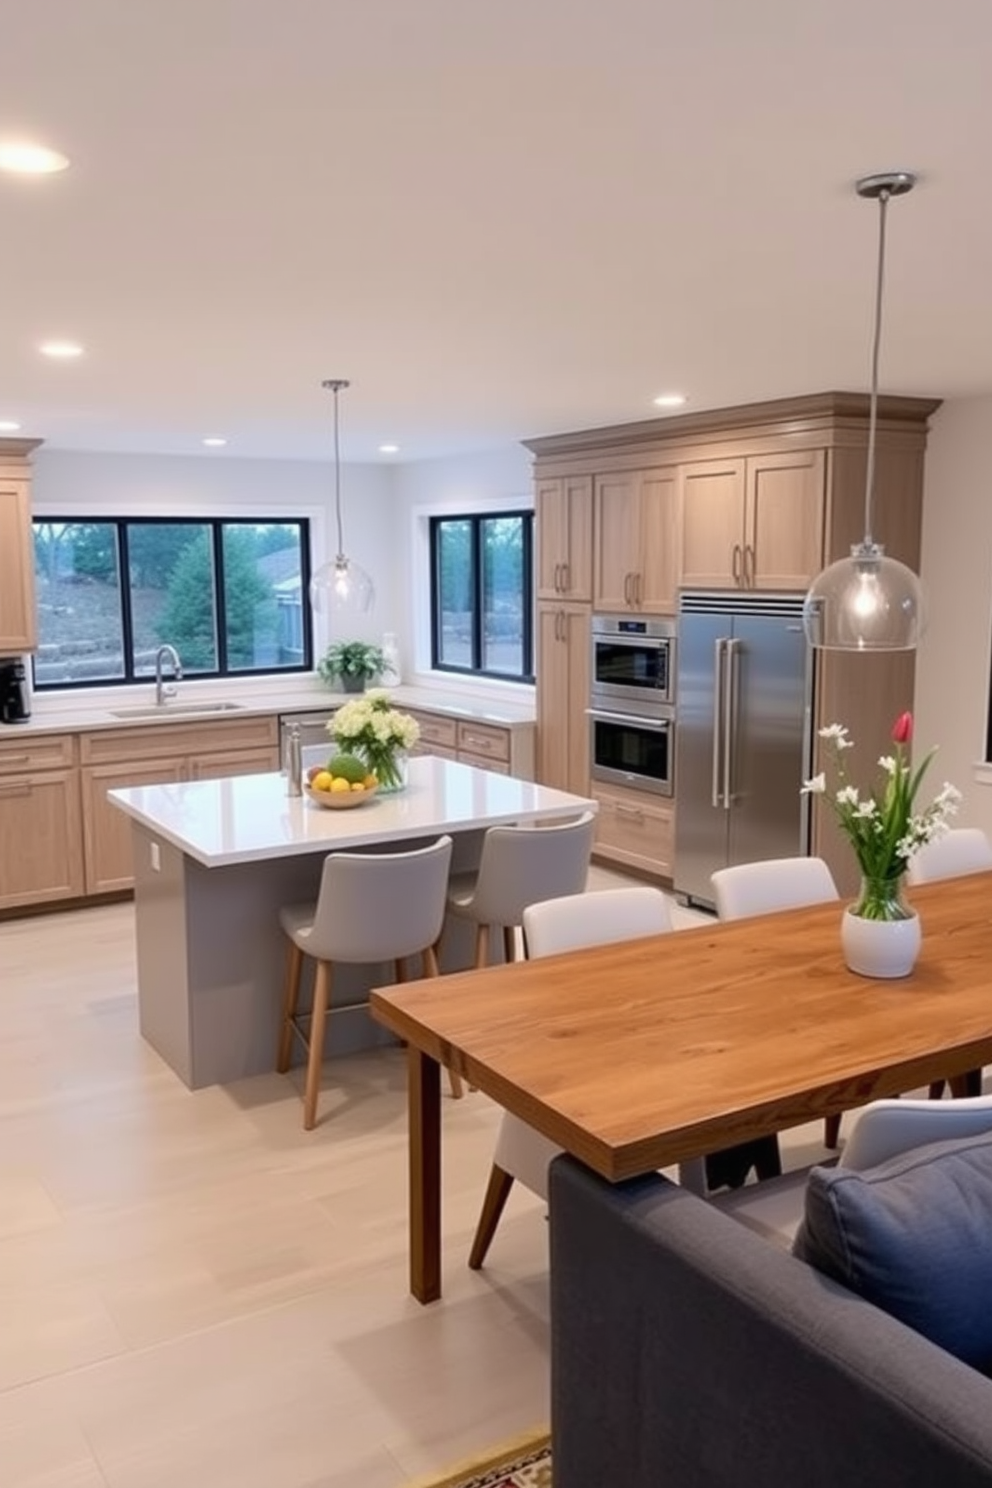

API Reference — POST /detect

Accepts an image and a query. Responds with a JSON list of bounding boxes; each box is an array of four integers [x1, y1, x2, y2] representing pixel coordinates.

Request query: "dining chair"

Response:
[[277, 835, 456, 1129], [907, 827, 992, 1099], [446, 810, 596, 969], [711, 856, 844, 1149], [468, 885, 673, 1269], [715, 1094, 992, 1245]]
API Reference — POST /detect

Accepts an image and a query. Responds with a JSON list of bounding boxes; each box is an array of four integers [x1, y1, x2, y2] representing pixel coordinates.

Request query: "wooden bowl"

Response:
[[304, 782, 378, 810]]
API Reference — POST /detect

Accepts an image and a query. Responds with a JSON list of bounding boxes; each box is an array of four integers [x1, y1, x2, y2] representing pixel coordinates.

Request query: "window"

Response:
[[32, 518, 312, 688], [430, 511, 534, 683]]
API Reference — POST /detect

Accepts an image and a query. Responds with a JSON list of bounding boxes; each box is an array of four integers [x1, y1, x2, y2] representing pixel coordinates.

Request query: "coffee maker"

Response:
[[0, 659, 31, 724]]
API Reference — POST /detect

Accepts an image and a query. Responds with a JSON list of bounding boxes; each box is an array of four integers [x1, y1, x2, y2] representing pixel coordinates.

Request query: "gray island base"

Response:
[[111, 756, 596, 1090]]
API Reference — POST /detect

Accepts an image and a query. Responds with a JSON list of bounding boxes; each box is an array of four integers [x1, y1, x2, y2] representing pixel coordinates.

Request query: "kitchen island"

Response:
[[109, 756, 595, 1090]]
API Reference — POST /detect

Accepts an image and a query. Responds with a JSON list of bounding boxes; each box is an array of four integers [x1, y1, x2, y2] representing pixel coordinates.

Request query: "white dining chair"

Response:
[[907, 828, 992, 1099], [277, 835, 456, 1129], [446, 811, 596, 969], [906, 827, 992, 886], [467, 886, 673, 1269], [711, 856, 844, 1149]]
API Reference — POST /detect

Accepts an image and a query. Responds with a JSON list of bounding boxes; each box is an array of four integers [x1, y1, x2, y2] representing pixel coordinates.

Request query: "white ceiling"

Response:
[[2, 0, 991, 462]]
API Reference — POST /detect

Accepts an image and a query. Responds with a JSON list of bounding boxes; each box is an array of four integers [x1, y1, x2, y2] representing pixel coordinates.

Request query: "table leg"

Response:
[[408, 1046, 442, 1303]]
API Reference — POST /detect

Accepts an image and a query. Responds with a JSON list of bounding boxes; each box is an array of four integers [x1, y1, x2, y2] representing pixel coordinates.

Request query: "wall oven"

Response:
[[590, 615, 676, 707], [588, 700, 674, 797]]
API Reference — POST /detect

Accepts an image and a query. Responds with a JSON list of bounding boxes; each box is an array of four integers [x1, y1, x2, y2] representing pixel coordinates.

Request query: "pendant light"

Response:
[[309, 378, 375, 619], [803, 172, 925, 651]]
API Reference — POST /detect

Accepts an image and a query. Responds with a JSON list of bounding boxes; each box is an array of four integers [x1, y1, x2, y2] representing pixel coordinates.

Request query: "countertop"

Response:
[[108, 754, 593, 867], [0, 682, 536, 740]]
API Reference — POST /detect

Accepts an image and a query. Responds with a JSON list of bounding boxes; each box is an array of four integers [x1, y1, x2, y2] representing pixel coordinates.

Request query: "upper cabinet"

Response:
[[535, 475, 593, 601], [593, 467, 679, 613], [0, 442, 41, 653], [680, 449, 826, 591]]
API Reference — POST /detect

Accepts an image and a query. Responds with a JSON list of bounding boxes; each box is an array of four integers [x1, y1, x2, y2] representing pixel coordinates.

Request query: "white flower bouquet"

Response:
[[327, 689, 420, 791]]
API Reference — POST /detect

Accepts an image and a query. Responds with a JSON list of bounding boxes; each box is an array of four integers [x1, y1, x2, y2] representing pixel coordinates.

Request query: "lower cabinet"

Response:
[[407, 710, 528, 777], [0, 767, 84, 907], [81, 759, 185, 894], [591, 781, 674, 879]]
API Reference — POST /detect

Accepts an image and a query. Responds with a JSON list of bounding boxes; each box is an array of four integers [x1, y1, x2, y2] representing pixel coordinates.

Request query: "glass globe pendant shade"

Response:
[[802, 541, 924, 651], [309, 555, 375, 619]]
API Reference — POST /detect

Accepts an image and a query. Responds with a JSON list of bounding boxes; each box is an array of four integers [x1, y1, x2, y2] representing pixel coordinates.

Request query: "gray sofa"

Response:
[[549, 1156, 992, 1488]]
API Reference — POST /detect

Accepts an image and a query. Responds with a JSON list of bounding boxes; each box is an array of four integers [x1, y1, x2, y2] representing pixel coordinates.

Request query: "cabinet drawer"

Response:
[[0, 733, 74, 774], [460, 752, 510, 776], [592, 783, 674, 878], [457, 721, 510, 763], [80, 715, 278, 765], [407, 711, 458, 750], [411, 742, 459, 762]]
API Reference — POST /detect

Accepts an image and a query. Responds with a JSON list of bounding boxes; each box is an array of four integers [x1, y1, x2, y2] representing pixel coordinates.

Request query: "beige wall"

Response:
[[915, 396, 992, 832]]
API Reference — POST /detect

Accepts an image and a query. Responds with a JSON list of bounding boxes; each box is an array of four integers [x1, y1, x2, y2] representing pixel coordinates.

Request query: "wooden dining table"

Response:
[[370, 871, 992, 1303]]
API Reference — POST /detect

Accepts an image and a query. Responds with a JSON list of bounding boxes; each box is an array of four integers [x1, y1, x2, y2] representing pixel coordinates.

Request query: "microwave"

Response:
[[590, 615, 676, 708]]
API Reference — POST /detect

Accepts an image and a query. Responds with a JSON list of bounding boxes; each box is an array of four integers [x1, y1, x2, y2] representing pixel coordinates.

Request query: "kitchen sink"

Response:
[[110, 701, 246, 720]]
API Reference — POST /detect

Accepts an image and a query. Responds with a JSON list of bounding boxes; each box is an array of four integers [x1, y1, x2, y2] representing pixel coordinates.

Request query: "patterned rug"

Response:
[[408, 1428, 551, 1488]]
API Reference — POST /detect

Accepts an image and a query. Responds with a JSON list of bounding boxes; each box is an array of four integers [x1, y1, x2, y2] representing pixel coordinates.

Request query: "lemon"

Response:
[[329, 777, 351, 793], [350, 782, 365, 793], [312, 770, 333, 792], [364, 774, 378, 789]]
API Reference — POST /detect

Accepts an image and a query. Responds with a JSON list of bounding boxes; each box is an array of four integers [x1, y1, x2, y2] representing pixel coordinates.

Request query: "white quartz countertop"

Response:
[[108, 754, 593, 867], [3, 682, 536, 739]]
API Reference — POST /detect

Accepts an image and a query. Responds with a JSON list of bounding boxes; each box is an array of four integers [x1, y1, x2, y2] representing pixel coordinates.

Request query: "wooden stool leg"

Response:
[[928, 1079, 947, 1100], [474, 923, 490, 969], [823, 1113, 842, 1150], [949, 1069, 983, 1099], [468, 1165, 515, 1270], [395, 958, 408, 983], [502, 925, 516, 964], [277, 940, 303, 1073], [422, 944, 463, 1099], [303, 960, 332, 1131]]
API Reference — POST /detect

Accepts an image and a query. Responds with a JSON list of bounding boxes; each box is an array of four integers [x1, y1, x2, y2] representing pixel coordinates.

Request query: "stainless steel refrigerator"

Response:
[[673, 592, 814, 909]]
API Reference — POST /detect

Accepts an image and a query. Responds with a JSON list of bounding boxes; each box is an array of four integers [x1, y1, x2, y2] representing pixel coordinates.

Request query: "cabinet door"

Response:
[[746, 450, 825, 590], [593, 474, 641, 610], [188, 747, 279, 780], [638, 468, 680, 613], [81, 760, 185, 894], [536, 603, 590, 797], [680, 459, 747, 589], [0, 770, 84, 908], [536, 476, 593, 600], [0, 479, 37, 653]]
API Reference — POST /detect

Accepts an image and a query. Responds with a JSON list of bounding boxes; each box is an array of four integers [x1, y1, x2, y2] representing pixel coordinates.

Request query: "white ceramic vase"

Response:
[[841, 905, 922, 979]]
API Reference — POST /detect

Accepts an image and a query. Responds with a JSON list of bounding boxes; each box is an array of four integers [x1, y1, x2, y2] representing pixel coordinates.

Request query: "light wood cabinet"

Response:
[[81, 758, 185, 893], [536, 475, 593, 600], [681, 450, 825, 591], [536, 601, 590, 797], [591, 781, 674, 879], [0, 447, 40, 654], [593, 467, 679, 613], [0, 734, 83, 908], [406, 708, 532, 777]]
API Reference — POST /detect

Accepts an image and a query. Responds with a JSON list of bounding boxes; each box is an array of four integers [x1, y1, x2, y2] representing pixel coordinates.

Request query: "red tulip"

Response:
[[892, 712, 913, 745]]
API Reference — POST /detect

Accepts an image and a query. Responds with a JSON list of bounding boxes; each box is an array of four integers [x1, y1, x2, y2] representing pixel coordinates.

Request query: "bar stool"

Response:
[[277, 835, 455, 1129], [445, 811, 596, 969]]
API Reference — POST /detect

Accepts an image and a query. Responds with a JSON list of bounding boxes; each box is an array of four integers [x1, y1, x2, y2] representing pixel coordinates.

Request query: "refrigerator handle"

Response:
[[724, 637, 741, 808], [711, 637, 726, 808]]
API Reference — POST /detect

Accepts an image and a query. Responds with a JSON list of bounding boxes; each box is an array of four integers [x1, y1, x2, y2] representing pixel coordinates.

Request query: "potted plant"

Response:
[[317, 640, 387, 693]]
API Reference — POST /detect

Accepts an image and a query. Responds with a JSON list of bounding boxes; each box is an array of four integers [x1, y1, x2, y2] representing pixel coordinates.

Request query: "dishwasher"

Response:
[[278, 711, 337, 771]]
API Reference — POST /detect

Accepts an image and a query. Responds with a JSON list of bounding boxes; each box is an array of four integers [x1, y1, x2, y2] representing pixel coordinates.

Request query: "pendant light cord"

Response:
[[322, 377, 351, 563], [863, 188, 890, 548]]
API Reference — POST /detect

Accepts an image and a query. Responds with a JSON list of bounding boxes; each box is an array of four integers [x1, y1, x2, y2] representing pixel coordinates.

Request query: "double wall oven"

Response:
[[588, 615, 675, 796]]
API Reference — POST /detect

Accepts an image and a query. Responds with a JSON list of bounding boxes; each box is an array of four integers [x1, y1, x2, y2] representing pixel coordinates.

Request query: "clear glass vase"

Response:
[[842, 872, 921, 979], [366, 749, 408, 793]]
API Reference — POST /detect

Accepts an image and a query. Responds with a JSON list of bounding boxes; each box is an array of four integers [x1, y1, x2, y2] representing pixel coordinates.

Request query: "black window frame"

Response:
[[429, 510, 534, 684], [31, 515, 314, 691]]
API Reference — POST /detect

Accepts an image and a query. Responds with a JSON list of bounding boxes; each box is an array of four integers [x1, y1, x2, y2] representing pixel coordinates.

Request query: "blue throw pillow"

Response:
[[793, 1130, 992, 1370]]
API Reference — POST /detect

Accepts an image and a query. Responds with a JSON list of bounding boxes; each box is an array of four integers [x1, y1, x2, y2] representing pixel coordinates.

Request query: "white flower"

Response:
[[854, 800, 878, 819], [819, 724, 849, 742], [836, 785, 859, 806], [878, 755, 897, 775], [801, 773, 826, 795]]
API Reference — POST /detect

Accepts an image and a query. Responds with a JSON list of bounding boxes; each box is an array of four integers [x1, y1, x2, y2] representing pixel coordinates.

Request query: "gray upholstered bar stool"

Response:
[[277, 834, 455, 1129], [445, 810, 596, 969]]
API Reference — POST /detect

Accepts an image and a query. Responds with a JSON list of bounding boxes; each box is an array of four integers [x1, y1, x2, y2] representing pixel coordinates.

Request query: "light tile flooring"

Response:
[[0, 867, 831, 1487]]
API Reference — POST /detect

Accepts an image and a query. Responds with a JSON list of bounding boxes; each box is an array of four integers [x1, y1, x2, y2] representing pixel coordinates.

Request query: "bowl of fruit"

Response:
[[305, 754, 379, 809]]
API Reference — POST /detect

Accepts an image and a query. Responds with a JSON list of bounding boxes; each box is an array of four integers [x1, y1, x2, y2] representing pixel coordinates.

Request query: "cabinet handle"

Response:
[[557, 562, 565, 593], [0, 754, 30, 765], [732, 543, 743, 585], [562, 561, 570, 593], [615, 803, 645, 822], [634, 572, 642, 607], [0, 781, 31, 797], [463, 733, 492, 752], [745, 544, 756, 588], [623, 572, 631, 605]]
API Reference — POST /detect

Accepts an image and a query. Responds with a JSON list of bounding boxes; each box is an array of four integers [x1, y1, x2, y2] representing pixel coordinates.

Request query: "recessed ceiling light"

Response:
[[0, 141, 70, 175], [653, 393, 687, 409], [39, 340, 84, 359], [0, 420, 22, 432], [378, 443, 400, 454], [202, 437, 227, 447]]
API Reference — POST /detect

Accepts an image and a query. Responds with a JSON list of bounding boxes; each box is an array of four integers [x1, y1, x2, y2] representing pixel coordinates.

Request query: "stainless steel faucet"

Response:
[[154, 644, 183, 706]]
